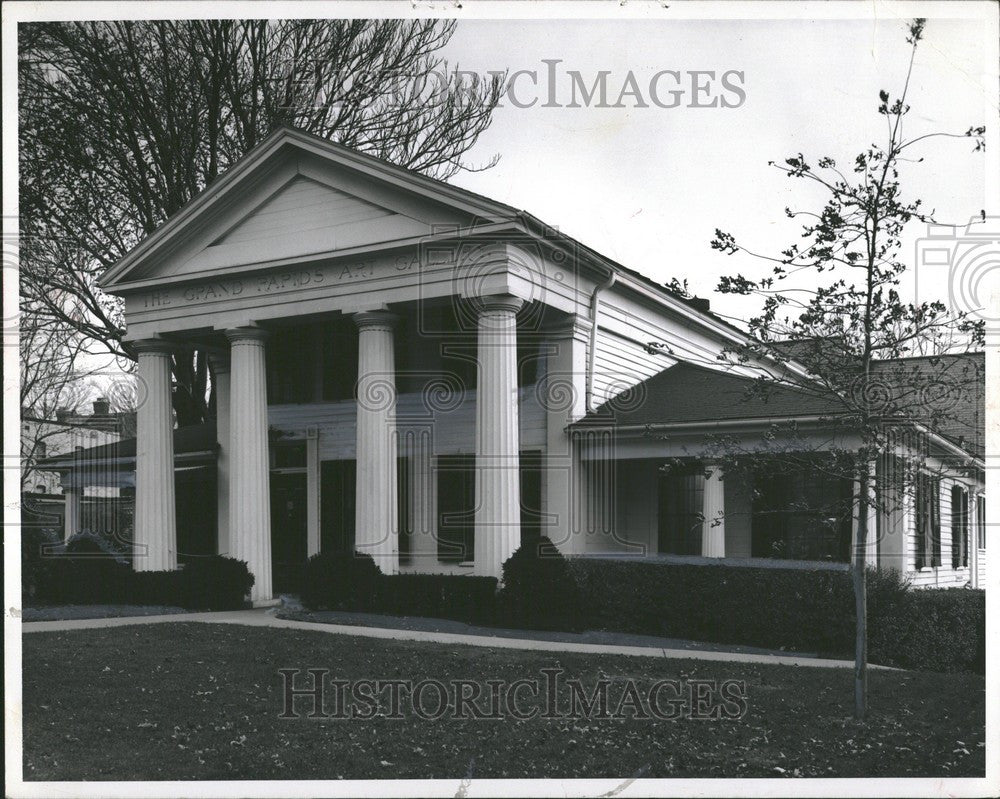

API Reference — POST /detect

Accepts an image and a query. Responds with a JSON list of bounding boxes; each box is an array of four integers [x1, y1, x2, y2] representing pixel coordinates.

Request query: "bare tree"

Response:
[[19, 19, 505, 425], [709, 19, 984, 720]]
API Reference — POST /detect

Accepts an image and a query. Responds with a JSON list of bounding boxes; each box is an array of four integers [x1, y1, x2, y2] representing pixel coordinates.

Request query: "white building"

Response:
[[23, 399, 132, 538], [63, 127, 983, 604]]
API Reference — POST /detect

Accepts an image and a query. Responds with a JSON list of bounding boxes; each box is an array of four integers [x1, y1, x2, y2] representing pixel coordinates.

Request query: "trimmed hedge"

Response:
[[568, 557, 856, 653], [301, 552, 381, 611], [182, 556, 256, 610], [376, 574, 498, 625], [567, 557, 984, 673], [26, 536, 254, 611], [868, 588, 985, 674], [21, 527, 62, 605], [301, 551, 498, 623], [498, 537, 587, 631]]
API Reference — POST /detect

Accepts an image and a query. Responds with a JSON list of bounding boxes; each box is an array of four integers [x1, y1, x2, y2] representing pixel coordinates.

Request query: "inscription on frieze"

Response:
[[140, 253, 424, 309]]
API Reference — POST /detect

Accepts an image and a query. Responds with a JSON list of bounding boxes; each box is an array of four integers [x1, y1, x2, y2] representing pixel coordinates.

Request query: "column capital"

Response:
[[225, 326, 270, 344], [473, 294, 525, 316], [353, 310, 400, 331], [130, 338, 179, 356]]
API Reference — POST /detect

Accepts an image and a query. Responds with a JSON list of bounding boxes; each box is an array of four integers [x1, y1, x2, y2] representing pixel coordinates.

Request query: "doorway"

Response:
[[270, 471, 308, 593]]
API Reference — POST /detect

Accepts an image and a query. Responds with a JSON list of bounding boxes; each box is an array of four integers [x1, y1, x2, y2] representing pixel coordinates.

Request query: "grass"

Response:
[[23, 622, 985, 780]]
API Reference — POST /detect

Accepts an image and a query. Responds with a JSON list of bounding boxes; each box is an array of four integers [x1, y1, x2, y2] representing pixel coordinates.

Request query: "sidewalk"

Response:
[[20, 607, 891, 670]]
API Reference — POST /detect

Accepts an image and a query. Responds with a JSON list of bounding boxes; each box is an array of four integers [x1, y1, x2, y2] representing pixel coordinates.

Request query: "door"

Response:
[[270, 472, 308, 593]]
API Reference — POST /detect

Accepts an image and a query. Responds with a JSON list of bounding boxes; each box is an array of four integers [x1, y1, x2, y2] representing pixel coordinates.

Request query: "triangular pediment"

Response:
[[100, 127, 519, 289]]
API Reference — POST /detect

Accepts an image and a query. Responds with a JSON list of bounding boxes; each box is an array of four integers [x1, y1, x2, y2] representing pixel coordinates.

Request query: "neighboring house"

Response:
[[23, 399, 135, 539], [39, 126, 985, 604]]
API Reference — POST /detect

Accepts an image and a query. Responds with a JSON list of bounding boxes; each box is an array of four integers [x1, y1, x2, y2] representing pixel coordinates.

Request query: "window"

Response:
[[272, 441, 306, 469], [951, 485, 969, 569], [977, 495, 986, 550], [751, 467, 852, 562], [658, 467, 704, 556], [397, 458, 411, 562], [914, 472, 941, 569], [267, 326, 320, 404], [435, 452, 547, 564], [520, 451, 543, 549], [320, 460, 356, 554], [436, 455, 476, 563], [321, 322, 360, 402]]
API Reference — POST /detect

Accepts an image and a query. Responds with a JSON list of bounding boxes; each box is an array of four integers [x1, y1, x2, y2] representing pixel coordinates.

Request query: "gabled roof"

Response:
[[38, 421, 218, 470], [575, 355, 985, 461], [872, 352, 984, 459], [98, 125, 522, 289], [578, 362, 844, 427], [96, 125, 754, 347]]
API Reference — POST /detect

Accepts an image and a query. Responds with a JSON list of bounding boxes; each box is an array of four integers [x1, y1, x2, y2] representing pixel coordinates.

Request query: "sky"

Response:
[[441, 16, 993, 329]]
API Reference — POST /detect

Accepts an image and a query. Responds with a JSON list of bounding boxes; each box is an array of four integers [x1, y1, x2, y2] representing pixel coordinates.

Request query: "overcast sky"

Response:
[[443, 16, 992, 327]]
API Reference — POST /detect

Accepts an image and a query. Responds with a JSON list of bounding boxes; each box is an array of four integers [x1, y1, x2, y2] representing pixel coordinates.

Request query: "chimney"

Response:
[[55, 407, 73, 422], [688, 296, 711, 313], [92, 397, 110, 416]]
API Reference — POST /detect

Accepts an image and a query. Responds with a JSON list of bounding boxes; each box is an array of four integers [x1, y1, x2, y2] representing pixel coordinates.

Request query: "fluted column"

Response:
[[701, 461, 726, 558], [474, 294, 524, 578], [133, 339, 177, 572], [354, 310, 399, 574], [226, 327, 272, 604], [209, 351, 231, 556], [63, 487, 82, 543]]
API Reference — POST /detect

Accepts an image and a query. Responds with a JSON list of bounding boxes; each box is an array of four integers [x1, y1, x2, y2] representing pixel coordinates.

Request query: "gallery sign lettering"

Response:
[[139, 253, 425, 309]]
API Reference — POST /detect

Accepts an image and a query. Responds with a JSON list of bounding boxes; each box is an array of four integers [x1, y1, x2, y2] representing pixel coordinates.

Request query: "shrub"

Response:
[[301, 551, 381, 611], [21, 527, 60, 605], [181, 556, 254, 610], [40, 534, 132, 605], [126, 570, 185, 606], [869, 588, 985, 674], [376, 574, 498, 624], [498, 537, 587, 631], [27, 540, 252, 611], [567, 557, 984, 671], [568, 557, 859, 653]]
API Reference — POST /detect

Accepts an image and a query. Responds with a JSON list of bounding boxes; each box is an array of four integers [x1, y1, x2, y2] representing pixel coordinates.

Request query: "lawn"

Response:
[[22, 623, 985, 780]]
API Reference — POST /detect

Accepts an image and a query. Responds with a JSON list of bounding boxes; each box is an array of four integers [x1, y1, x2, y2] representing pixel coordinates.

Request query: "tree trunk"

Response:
[[853, 462, 871, 721]]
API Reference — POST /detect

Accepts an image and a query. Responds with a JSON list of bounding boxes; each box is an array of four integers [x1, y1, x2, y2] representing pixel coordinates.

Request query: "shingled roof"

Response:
[[578, 362, 845, 427], [576, 353, 985, 460], [38, 421, 218, 469]]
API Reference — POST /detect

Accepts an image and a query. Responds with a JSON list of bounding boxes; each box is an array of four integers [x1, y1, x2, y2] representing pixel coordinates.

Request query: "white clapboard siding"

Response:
[[976, 549, 986, 587], [589, 289, 759, 410], [268, 386, 546, 461], [591, 328, 671, 408]]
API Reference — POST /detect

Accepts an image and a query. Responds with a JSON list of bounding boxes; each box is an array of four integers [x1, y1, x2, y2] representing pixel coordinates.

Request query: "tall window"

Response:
[[914, 472, 941, 569], [267, 326, 319, 403], [751, 467, 852, 562], [658, 468, 704, 556], [951, 485, 969, 569], [435, 453, 546, 564], [977, 495, 986, 550], [436, 455, 476, 563], [321, 322, 359, 402]]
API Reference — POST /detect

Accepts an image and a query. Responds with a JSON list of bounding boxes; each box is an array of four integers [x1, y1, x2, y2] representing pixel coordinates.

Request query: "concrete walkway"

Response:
[[20, 608, 890, 670]]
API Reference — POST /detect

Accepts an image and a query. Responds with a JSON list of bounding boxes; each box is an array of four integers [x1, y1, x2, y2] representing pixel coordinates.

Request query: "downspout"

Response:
[[586, 267, 617, 412]]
